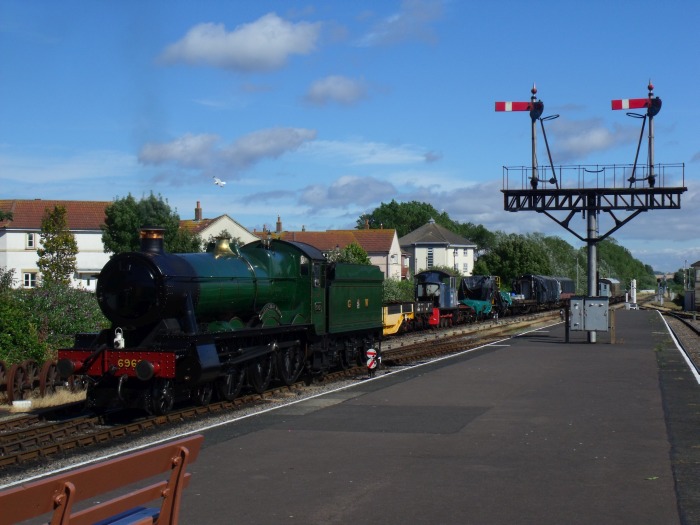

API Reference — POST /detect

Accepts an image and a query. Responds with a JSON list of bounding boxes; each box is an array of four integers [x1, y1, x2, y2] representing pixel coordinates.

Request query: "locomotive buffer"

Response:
[[497, 82, 687, 342]]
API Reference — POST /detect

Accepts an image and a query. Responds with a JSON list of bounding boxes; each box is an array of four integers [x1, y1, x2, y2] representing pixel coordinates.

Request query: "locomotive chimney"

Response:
[[195, 201, 202, 221], [140, 228, 165, 254]]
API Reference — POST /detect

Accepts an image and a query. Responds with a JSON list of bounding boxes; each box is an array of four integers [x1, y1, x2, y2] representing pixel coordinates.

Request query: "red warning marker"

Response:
[[366, 348, 378, 370]]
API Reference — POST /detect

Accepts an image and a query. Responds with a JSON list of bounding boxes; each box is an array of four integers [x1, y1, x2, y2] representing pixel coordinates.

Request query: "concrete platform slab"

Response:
[[181, 310, 690, 524]]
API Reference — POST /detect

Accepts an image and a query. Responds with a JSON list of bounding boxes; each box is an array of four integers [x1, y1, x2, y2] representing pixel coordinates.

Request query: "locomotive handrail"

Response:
[[0, 434, 204, 525]]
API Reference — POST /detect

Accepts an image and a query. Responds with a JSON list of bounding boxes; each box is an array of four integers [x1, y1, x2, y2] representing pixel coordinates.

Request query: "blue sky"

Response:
[[1, 0, 698, 273]]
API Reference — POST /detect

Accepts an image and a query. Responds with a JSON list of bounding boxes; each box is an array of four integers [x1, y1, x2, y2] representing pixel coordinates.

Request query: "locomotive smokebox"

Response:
[[140, 227, 165, 254]]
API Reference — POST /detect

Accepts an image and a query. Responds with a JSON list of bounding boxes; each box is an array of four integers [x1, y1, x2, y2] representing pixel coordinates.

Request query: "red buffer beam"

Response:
[[495, 101, 532, 111]]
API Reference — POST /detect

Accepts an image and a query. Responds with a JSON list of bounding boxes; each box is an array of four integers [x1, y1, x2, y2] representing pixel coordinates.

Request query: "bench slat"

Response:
[[0, 434, 203, 525]]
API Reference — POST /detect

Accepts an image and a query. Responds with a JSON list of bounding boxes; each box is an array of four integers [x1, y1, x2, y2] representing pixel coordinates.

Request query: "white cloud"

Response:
[[548, 118, 639, 162], [305, 139, 428, 165], [356, 0, 443, 47], [139, 133, 219, 169], [138, 127, 317, 177], [299, 176, 397, 209], [223, 127, 317, 169], [159, 14, 321, 72], [305, 75, 368, 106]]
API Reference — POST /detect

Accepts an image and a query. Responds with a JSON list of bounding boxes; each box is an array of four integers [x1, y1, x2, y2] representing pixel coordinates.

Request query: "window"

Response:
[[463, 248, 468, 256], [463, 263, 469, 273], [23, 272, 37, 288], [26, 233, 36, 249], [426, 248, 434, 268]]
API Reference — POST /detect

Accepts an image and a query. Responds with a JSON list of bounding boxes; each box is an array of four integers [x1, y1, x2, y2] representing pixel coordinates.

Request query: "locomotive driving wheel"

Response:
[[39, 360, 61, 397], [338, 345, 353, 370], [6, 363, 27, 403], [216, 365, 245, 401], [23, 359, 40, 393], [276, 344, 304, 386], [151, 378, 174, 415], [248, 354, 274, 394], [192, 382, 214, 406]]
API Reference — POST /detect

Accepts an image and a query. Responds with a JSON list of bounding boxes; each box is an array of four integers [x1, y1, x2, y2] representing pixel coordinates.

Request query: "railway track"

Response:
[[0, 311, 558, 473]]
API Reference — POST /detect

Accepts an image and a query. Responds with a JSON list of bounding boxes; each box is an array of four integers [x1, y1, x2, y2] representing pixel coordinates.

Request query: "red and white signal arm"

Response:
[[366, 348, 378, 370], [494, 101, 531, 112], [611, 98, 649, 110]]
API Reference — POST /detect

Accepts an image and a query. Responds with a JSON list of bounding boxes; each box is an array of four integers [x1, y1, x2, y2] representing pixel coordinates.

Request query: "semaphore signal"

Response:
[[495, 83, 557, 189], [611, 81, 662, 187]]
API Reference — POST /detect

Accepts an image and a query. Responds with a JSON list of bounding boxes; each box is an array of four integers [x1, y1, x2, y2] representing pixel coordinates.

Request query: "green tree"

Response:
[[37, 205, 78, 286], [0, 267, 16, 290], [357, 200, 458, 238], [102, 193, 201, 255], [457, 223, 498, 253], [595, 238, 656, 290], [473, 233, 551, 286], [358, 200, 494, 253], [428, 265, 461, 277], [0, 210, 13, 221], [327, 242, 371, 264]]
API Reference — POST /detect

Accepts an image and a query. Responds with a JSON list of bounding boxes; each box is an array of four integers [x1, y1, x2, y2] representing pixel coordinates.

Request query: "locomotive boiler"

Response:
[[58, 229, 383, 415]]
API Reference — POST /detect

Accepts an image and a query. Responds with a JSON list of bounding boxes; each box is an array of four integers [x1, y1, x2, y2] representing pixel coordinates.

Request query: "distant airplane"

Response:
[[213, 177, 226, 187]]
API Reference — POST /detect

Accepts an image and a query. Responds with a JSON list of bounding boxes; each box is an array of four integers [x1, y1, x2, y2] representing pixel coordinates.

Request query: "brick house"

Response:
[[0, 199, 110, 290], [259, 216, 406, 280], [0, 199, 259, 290]]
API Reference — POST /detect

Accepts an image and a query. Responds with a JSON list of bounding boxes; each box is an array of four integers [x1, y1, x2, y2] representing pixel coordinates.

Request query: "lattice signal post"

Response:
[[497, 83, 687, 342]]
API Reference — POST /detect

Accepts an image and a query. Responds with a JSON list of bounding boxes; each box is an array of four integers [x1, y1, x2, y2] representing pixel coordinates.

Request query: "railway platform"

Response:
[[180, 309, 697, 524]]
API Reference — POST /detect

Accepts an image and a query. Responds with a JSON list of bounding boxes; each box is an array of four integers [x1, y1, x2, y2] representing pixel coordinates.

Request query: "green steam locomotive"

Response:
[[58, 228, 383, 415]]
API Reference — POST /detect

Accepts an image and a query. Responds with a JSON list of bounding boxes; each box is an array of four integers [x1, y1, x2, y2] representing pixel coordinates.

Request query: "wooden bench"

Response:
[[0, 434, 203, 525]]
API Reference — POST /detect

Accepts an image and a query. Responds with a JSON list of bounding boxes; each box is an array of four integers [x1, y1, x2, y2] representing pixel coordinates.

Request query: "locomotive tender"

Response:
[[58, 229, 383, 415]]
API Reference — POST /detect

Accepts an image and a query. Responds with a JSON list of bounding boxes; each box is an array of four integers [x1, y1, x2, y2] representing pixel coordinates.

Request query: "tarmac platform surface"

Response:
[[180, 310, 699, 524]]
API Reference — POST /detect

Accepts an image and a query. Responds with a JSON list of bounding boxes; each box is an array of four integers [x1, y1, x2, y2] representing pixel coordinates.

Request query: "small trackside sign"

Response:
[[366, 348, 378, 370]]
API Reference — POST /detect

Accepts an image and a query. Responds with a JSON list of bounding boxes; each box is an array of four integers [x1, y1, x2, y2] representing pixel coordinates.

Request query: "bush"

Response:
[[0, 283, 109, 365], [18, 283, 109, 351], [0, 290, 49, 364], [383, 278, 414, 303]]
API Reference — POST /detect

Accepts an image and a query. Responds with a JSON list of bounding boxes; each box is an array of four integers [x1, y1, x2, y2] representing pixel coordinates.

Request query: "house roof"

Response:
[[0, 199, 110, 230], [180, 218, 218, 234], [179, 214, 257, 241], [259, 229, 398, 254], [399, 219, 475, 247]]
